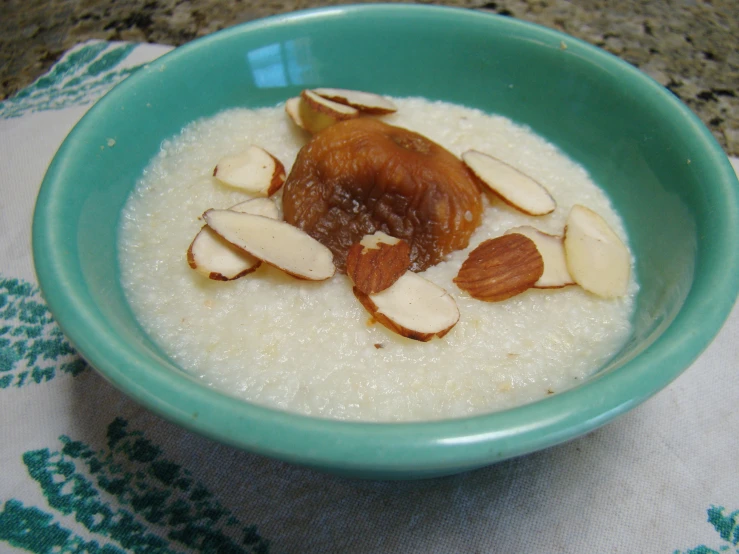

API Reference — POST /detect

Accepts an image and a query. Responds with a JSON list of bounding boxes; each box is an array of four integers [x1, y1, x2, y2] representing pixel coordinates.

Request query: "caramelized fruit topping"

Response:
[[282, 118, 483, 272]]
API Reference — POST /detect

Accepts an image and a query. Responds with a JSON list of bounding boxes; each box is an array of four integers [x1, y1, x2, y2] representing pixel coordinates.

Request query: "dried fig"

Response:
[[282, 118, 483, 272]]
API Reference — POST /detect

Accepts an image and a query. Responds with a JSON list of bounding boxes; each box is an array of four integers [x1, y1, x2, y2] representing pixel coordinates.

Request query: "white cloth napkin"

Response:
[[1, 41, 737, 554]]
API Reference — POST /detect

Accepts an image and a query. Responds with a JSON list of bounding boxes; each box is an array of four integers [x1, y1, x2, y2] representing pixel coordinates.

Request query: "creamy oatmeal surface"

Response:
[[119, 98, 638, 422]]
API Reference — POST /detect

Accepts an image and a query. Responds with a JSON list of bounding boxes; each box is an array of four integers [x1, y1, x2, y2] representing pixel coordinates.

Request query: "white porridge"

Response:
[[118, 98, 637, 422]]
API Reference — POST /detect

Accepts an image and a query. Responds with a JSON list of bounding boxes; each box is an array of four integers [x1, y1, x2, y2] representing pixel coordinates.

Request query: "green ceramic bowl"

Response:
[[33, 4, 739, 479]]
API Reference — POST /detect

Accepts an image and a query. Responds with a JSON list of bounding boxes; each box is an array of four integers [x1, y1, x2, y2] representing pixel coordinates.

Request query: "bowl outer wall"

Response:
[[32, 5, 739, 478]]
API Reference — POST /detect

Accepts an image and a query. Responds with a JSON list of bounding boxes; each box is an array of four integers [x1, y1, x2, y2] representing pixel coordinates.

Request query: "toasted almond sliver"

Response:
[[187, 227, 262, 281], [285, 93, 358, 134], [301, 89, 360, 119], [505, 226, 574, 288], [203, 209, 335, 281], [213, 145, 286, 196], [462, 150, 556, 216], [311, 88, 398, 114], [564, 205, 630, 298], [229, 197, 281, 220], [354, 271, 459, 342], [285, 96, 309, 131], [346, 231, 411, 294], [454, 234, 544, 302], [187, 198, 281, 281]]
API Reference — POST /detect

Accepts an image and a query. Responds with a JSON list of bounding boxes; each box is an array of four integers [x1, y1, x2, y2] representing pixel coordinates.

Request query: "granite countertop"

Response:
[[1, 0, 737, 155]]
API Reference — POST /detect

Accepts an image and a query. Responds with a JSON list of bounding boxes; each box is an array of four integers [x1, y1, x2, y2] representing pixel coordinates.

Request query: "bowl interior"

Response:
[[33, 5, 739, 478]]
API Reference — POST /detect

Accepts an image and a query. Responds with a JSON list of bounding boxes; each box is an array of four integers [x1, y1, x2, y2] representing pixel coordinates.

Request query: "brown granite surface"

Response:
[[1, 0, 737, 154]]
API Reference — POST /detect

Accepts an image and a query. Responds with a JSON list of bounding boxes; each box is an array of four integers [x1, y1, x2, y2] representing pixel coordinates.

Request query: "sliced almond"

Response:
[[285, 93, 357, 134], [505, 226, 574, 288], [187, 198, 280, 281], [213, 145, 286, 196], [288, 90, 359, 134], [454, 234, 544, 301], [311, 88, 398, 114], [462, 150, 556, 216], [229, 197, 281, 220], [353, 271, 459, 342], [187, 228, 262, 281], [285, 96, 309, 131], [301, 90, 359, 119], [203, 209, 335, 281], [346, 232, 411, 294], [563, 205, 630, 298]]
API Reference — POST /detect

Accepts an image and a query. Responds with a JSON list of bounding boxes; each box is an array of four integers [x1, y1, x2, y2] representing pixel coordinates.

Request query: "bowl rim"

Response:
[[32, 3, 739, 475]]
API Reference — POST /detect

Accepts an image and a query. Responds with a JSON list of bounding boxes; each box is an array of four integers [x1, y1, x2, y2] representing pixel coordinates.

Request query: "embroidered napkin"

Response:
[[1, 41, 737, 554]]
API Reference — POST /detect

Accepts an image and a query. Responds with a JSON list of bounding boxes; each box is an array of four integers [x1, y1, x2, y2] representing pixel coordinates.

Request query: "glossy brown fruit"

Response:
[[282, 118, 483, 272]]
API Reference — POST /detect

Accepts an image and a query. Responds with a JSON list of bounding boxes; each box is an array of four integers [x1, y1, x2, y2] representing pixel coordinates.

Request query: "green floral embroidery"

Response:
[[0, 276, 87, 389], [0, 42, 141, 119], [0, 418, 269, 553], [675, 506, 739, 554], [0, 499, 126, 553]]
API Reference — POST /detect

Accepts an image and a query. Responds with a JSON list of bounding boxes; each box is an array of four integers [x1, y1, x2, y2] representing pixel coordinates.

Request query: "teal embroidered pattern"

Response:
[[0, 42, 140, 119], [0, 418, 270, 553], [675, 506, 739, 554], [0, 500, 126, 553], [0, 276, 87, 389]]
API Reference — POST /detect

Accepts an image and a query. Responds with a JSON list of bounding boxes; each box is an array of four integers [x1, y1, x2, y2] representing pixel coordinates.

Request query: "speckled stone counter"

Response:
[[1, 0, 737, 154]]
